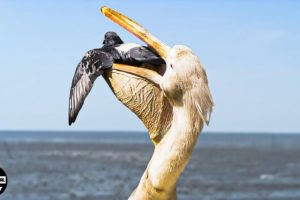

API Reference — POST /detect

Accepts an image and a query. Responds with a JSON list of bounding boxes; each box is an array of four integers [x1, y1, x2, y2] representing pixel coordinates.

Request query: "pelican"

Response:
[[68, 6, 213, 200]]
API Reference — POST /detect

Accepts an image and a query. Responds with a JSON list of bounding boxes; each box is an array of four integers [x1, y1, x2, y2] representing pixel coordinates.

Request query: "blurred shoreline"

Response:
[[1, 131, 300, 149]]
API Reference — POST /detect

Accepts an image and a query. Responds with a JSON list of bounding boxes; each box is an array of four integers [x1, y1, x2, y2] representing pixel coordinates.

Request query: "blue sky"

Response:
[[0, 0, 299, 133]]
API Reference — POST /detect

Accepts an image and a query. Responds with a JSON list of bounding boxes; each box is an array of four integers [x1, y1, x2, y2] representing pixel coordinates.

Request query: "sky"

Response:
[[0, 0, 299, 133]]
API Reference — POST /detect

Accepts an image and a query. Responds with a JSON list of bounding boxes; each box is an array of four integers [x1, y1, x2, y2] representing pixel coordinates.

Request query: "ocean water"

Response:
[[0, 131, 300, 200], [1, 131, 300, 148]]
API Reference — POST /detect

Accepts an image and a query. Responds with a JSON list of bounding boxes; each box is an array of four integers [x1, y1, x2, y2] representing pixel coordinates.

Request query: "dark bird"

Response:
[[68, 31, 165, 125]]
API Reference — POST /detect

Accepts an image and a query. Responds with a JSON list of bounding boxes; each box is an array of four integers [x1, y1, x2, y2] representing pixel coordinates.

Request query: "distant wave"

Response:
[[1, 131, 300, 149]]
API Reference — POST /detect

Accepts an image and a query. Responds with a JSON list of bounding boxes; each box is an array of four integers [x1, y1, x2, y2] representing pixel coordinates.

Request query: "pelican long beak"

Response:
[[101, 6, 170, 60], [101, 6, 170, 84]]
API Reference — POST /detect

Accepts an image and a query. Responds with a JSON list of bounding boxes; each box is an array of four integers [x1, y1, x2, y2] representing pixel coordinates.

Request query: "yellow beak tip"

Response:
[[101, 6, 108, 14]]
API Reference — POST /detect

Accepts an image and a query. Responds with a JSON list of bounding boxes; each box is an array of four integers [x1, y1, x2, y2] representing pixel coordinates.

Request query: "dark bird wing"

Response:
[[124, 46, 165, 66], [69, 51, 113, 125]]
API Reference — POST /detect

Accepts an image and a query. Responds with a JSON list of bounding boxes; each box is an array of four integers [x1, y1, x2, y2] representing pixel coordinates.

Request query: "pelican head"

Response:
[[162, 45, 213, 124]]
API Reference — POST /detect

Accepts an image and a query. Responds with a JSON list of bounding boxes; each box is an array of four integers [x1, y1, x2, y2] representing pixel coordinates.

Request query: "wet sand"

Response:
[[1, 140, 300, 200]]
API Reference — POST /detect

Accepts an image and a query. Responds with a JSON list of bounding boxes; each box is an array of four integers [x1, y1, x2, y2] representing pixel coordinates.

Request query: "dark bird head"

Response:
[[103, 31, 124, 47]]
